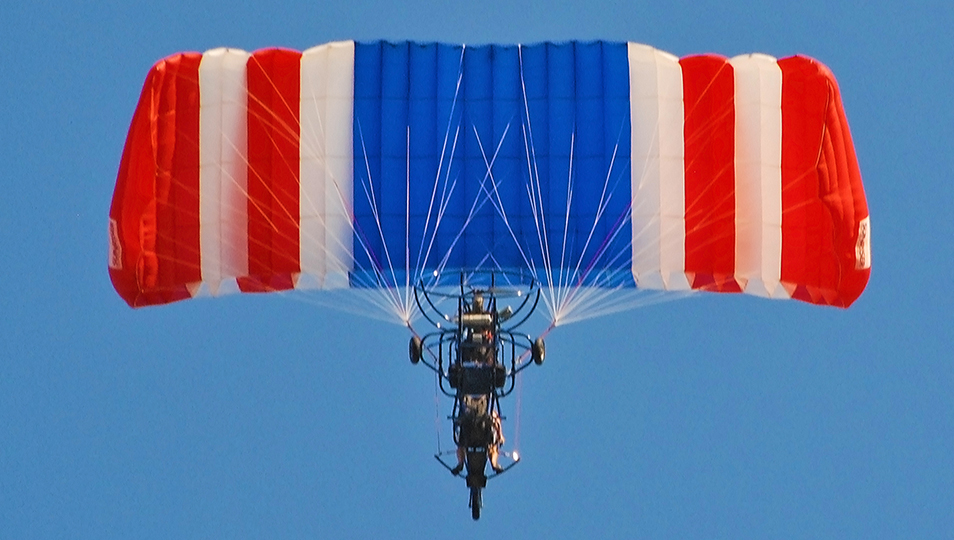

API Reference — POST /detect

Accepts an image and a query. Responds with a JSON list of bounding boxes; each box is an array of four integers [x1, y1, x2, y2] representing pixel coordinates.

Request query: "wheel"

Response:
[[409, 336, 422, 364], [532, 337, 545, 365], [470, 487, 482, 520]]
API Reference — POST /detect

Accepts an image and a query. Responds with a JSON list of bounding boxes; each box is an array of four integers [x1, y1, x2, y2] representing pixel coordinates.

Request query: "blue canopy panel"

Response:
[[350, 41, 634, 290]]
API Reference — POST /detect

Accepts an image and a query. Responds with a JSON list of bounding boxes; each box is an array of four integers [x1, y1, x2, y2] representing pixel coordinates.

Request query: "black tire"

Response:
[[409, 336, 422, 364], [470, 487, 481, 520], [532, 337, 545, 365]]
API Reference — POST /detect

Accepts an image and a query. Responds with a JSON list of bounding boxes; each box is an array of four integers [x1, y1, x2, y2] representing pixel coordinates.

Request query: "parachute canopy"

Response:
[[109, 40, 870, 322]]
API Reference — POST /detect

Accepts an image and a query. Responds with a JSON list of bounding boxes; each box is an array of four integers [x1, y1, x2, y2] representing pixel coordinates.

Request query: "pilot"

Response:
[[451, 396, 505, 475]]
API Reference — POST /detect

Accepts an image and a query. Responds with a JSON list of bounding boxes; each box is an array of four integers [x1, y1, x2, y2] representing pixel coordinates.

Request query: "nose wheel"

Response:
[[469, 487, 482, 520]]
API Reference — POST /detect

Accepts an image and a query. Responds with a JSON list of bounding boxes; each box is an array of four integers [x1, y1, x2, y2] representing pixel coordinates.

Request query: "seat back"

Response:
[[459, 365, 506, 394]]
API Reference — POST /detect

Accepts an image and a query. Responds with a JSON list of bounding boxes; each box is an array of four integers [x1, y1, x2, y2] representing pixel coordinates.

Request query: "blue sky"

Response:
[[2, 0, 952, 538]]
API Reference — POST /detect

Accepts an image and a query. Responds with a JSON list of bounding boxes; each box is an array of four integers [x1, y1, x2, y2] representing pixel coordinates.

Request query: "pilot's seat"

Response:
[[449, 363, 506, 392]]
